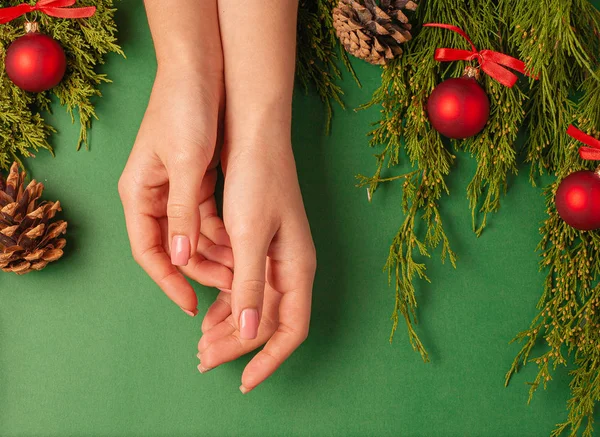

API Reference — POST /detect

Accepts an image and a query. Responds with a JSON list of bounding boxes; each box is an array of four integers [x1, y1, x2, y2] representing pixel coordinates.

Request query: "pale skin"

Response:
[[119, 0, 315, 394]]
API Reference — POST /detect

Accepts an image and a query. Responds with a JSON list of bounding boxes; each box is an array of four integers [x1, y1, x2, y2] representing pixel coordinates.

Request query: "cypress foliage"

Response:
[[298, 1, 600, 434], [0, 0, 123, 168]]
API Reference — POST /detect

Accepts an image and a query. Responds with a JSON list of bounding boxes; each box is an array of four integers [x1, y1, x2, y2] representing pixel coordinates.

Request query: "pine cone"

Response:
[[333, 0, 418, 65], [0, 163, 67, 275]]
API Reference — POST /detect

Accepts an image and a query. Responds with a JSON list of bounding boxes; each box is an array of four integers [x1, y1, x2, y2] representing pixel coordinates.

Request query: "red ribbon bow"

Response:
[[0, 0, 95, 24], [423, 23, 533, 88], [567, 125, 600, 161]]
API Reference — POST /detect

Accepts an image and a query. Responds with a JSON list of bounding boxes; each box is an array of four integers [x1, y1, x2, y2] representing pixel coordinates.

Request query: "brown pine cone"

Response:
[[0, 163, 67, 275], [333, 0, 418, 65]]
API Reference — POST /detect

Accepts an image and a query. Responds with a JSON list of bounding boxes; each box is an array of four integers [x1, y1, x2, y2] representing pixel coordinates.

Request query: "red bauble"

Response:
[[427, 75, 490, 139], [555, 170, 600, 231], [5, 30, 66, 93]]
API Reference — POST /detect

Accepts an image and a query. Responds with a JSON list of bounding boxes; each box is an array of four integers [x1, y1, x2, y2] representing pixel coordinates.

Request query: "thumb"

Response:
[[167, 156, 209, 267], [230, 232, 271, 340]]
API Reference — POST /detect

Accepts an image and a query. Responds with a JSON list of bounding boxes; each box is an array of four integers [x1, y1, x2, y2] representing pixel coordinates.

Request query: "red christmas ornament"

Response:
[[555, 126, 600, 231], [0, 1, 96, 92], [5, 22, 66, 92], [555, 171, 600, 231], [423, 23, 534, 140], [427, 67, 490, 139]]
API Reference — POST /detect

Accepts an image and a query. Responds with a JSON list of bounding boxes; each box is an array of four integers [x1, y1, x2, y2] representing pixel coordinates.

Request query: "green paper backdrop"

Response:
[[1, 1, 597, 436]]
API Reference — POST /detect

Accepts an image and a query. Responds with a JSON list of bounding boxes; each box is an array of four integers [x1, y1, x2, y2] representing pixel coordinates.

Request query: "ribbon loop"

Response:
[[423, 23, 533, 88], [567, 125, 600, 161], [0, 0, 95, 24]]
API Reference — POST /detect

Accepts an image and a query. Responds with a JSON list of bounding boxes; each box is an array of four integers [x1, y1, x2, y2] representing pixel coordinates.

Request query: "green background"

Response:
[[0, 2, 595, 436]]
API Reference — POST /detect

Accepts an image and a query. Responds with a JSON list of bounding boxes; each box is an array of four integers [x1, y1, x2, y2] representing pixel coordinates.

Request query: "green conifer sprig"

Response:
[[346, 0, 600, 432], [0, 0, 123, 168], [506, 70, 600, 437], [296, 0, 358, 132], [356, 0, 516, 361]]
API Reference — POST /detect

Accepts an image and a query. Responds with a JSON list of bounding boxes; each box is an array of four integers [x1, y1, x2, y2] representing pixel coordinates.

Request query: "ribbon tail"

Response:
[[483, 50, 527, 75], [567, 125, 600, 150], [41, 5, 96, 18], [480, 61, 518, 88], [433, 48, 475, 63], [579, 147, 600, 161], [0, 4, 32, 24]]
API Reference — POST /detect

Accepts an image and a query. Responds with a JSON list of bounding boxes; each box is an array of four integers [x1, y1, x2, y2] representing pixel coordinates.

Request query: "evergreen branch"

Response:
[[357, 4, 600, 432], [358, 0, 470, 359], [506, 68, 600, 436], [0, 0, 123, 167], [296, 0, 358, 133]]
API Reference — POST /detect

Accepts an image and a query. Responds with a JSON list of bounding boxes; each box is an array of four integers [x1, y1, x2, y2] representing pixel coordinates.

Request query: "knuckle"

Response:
[[281, 322, 309, 345], [299, 326, 310, 343], [132, 244, 160, 265], [169, 142, 212, 169], [305, 250, 317, 273], [259, 349, 281, 366], [117, 175, 130, 200], [297, 249, 317, 275], [156, 269, 179, 287], [166, 202, 195, 222], [240, 278, 266, 295]]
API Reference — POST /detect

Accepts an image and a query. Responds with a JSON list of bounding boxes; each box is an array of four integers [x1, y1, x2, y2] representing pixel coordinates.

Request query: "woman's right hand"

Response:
[[118, 65, 233, 316]]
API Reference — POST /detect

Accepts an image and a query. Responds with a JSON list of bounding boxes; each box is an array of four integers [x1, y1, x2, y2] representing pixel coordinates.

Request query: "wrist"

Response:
[[156, 58, 223, 83], [223, 101, 292, 150], [154, 63, 224, 108], [224, 127, 292, 154]]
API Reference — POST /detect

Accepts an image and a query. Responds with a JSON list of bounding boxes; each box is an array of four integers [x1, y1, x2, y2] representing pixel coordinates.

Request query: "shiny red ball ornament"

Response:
[[427, 67, 490, 139], [555, 170, 600, 231], [5, 23, 66, 93]]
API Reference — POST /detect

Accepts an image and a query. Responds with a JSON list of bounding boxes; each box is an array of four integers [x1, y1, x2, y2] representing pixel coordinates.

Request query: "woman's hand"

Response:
[[197, 144, 316, 393], [118, 66, 233, 316]]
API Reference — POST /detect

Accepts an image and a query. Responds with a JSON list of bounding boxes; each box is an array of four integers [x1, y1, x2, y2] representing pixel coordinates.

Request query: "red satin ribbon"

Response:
[[567, 125, 600, 160], [423, 23, 533, 88], [0, 0, 95, 24]]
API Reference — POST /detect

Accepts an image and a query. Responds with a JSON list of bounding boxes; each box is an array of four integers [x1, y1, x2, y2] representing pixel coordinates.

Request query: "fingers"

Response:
[[240, 289, 311, 394], [201, 292, 232, 333], [229, 230, 273, 340], [165, 152, 214, 268], [185, 256, 233, 290], [200, 196, 231, 248], [197, 315, 278, 373], [237, 225, 315, 393], [198, 315, 235, 353], [120, 202, 199, 316], [197, 198, 233, 268], [158, 217, 233, 289], [196, 234, 233, 269]]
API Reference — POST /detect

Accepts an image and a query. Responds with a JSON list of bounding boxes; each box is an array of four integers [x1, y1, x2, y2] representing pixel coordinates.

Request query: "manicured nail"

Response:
[[171, 235, 190, 266], [239, 385, 251, 394], [239, 308, 259, 340], [198, 363, 212, 374], [180, 307, 198, 317]]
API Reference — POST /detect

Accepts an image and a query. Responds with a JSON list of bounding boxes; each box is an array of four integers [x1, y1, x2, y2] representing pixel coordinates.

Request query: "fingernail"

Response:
[[180, 307, 198, 317], [239, 308, 259, 340], [198, 363, 212, 374], [218, 288, 232, 293], [239, 385, 252, 394], [196, 352, 201, 360], [171, 235, 191, 266]]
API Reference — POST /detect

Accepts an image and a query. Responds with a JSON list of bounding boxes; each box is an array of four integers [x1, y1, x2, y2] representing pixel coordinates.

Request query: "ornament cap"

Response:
[[24, 21, 39, 34], [463, 66, 481, 81]]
